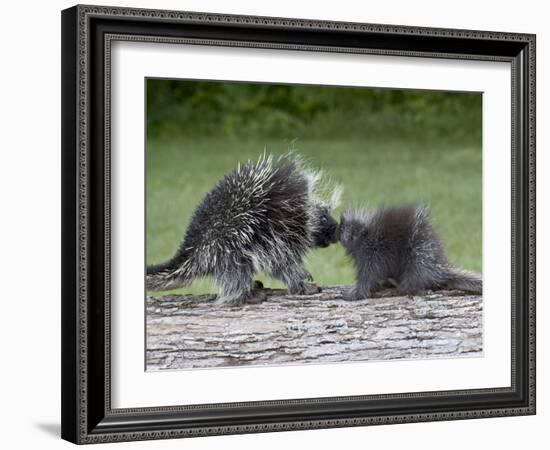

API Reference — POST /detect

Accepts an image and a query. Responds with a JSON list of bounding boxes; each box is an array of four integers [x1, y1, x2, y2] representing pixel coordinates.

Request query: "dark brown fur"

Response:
[[338, 205, 482, 300]]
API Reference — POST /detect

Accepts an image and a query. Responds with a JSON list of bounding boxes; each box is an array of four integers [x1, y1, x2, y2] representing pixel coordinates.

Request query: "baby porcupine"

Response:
[[338, 205, 482, 300], [147, 153, 341, 306]]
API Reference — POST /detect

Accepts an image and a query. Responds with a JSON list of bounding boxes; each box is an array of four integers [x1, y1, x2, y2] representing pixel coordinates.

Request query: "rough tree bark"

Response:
[[146, 285, 482, 371]]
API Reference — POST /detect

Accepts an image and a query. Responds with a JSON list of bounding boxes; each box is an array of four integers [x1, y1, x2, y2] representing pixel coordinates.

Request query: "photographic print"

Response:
[[145, 79, 483, 371]]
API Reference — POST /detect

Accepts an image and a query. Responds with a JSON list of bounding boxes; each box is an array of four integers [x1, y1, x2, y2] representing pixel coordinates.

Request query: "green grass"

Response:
[[146, 136, 482, 296]]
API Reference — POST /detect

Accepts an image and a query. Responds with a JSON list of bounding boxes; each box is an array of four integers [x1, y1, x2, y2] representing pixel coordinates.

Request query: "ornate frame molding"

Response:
[[61, 4, 536, 444]]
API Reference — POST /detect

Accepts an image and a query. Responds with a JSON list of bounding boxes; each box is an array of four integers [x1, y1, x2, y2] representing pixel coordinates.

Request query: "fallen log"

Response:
[[146, 285, 482, 371]]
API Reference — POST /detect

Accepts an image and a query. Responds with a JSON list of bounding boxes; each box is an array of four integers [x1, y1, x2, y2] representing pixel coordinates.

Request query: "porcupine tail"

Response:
[[146, 250, 197, 291], [444, 267, 483, 294]]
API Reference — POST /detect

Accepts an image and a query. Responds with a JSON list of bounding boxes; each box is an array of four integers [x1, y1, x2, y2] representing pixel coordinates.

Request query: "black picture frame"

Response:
[[61, 4, 536, 444]]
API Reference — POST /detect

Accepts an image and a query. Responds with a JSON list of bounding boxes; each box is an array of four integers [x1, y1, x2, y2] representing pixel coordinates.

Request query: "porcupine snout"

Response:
[[313, 208, 338, 248]]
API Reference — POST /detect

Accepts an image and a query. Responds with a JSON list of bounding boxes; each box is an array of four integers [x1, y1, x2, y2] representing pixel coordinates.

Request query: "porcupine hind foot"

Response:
[[213, 264, 267, 307], [270, 265, 321, 296], [214, 281, 268, 306], [214, 288, 267, 307], [300, 281, 322, 295]]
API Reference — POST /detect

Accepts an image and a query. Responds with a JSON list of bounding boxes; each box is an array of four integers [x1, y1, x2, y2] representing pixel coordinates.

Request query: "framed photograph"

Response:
[[61, 4, 536, 444]]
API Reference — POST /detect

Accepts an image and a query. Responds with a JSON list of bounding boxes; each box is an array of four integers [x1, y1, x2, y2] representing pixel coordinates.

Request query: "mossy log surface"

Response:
[[146, 286, 482, 371]]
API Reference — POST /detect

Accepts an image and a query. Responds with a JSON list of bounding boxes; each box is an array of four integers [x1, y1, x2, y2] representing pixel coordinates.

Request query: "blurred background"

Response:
[[146, 79, 482, 296]]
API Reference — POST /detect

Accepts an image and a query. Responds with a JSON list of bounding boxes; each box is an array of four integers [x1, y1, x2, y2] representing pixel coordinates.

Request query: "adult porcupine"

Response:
[[147, 153, 341, 306], [338, 204, 482, 300]]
